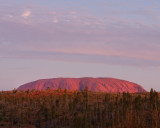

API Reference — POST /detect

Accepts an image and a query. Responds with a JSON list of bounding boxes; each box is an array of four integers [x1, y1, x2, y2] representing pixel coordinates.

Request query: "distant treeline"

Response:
[[0, 88, 159, 128]]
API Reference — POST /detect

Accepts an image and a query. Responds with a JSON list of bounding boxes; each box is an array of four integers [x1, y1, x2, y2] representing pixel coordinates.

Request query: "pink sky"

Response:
[[0, 0, 160, 91]]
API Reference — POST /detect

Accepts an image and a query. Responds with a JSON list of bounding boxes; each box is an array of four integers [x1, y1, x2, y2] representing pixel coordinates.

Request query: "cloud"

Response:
[[1, 48, 160, 67], [7, 14, 13, 18], [70, 11, 77, 15], [51, 11, 56, 15], [53, 17, 58, 23], [0, 19, 160, 67], [21, 10, 31, 17], [0, 1, 160, 67]]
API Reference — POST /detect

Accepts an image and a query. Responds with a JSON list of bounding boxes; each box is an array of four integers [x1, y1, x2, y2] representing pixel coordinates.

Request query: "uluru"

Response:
[[17, 77, 146, 93]]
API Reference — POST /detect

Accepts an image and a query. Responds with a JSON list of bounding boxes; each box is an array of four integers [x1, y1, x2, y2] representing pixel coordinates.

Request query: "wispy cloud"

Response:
[[53, 17, 58, 23], [21, 10, 31, 18], [70, 11, 77, 15], [0, 0, 160, 67], [0, 19, 160, 67]]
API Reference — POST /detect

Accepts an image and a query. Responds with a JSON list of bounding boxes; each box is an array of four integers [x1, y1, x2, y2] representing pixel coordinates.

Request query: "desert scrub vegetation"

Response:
[[0, 88, 159, 128]]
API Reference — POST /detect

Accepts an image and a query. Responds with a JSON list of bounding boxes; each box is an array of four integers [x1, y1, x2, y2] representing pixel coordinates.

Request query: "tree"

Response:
[[47, 87, 50, 90]]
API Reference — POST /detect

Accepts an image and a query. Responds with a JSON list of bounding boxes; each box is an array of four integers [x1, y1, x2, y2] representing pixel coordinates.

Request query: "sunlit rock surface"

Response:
[[17, 77, 146, 93]]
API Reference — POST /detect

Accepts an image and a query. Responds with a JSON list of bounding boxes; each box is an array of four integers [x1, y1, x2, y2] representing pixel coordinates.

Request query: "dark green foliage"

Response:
[[47, 87, 50, 90], [0, 89, 159, 128], [25, 89, 30, 94], [56, 99, 59, 108], [0, 114, 2, 121], [150, 88, 159, 109], [13, 89, 17, 94]]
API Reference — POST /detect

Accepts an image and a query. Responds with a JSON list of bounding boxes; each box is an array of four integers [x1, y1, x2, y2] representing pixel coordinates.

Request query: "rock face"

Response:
[[17, 77, 146, 93]]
